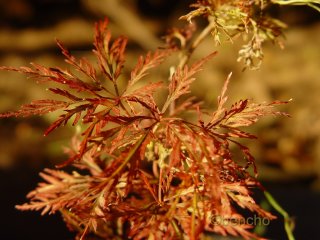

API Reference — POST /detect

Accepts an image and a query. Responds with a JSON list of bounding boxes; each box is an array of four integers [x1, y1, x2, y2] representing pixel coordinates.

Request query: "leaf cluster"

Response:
[[180, 0, 288, 70], [0, 2, 296, 239]]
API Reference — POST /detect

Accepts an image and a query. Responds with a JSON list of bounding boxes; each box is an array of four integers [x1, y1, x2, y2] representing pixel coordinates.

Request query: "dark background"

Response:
[[1, 0, 320, 239]]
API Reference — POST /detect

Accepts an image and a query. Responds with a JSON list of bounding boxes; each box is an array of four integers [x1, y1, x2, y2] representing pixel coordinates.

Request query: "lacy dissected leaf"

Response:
[[48, 88, 82, 101], [128, 49, 172, 88], [223, 181, 276, 219], [165, 23, 196, 49], [180, 3, 212, 23], [125, 81, 164, 100], [180, 0, 289, 70], [0, 100, 70, 118], [56, 40, 98, 83], [93, 19, 128, 82], [16, 169, 94, 215], [209, 99, 290, 130], [162, 51, 217, 113], [2, 11, 295, 239], [0, 63, 103, 93], [125, 95, 160, 118], [237, 16, 287, 70], [123, 81, 163, 117], [207, 74, 290, 131], [43, 103, 94, 137], [169, 96, 203, 117]]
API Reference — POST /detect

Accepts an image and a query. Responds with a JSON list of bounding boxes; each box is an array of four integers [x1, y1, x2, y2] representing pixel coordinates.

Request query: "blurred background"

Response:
[[0, 0, 319, 239]]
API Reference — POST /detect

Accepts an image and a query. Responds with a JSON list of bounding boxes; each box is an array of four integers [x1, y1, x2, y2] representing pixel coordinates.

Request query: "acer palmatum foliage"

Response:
[[0, 14, 291, 240]]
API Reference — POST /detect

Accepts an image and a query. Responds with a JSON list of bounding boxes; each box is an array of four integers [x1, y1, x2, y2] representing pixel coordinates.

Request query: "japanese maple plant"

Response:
[[2, 0, 318, 239]]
